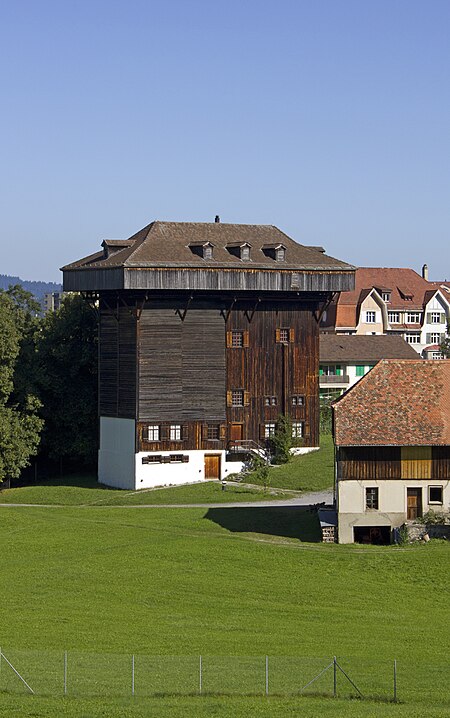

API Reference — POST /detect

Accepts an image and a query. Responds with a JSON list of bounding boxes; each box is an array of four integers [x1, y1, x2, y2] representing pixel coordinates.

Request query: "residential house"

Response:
[[319, 334, 418, 401], [333, 359, 450, 544], [321, 267, 450, 359], [62, 220, 354, 489]]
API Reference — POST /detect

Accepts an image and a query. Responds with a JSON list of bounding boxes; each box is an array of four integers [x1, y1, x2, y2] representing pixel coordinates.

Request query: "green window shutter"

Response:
[[319, 366, 324, 376], [336, 365, 342, 376], [356, 365, 365, 377]]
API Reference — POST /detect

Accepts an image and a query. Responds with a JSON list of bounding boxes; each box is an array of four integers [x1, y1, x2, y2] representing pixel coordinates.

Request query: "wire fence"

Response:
[[0, 649, 448, 703]]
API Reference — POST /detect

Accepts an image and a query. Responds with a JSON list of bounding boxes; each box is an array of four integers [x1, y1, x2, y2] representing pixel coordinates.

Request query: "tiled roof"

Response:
[[333, 359, 450, 446], [61, 221, 354, 272], [320, 334, 418, 363], [334, 267, 444, 328]]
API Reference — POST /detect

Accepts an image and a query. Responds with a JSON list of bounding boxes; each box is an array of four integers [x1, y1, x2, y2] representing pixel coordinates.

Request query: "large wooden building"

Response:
[[62, 220, 354, 489]]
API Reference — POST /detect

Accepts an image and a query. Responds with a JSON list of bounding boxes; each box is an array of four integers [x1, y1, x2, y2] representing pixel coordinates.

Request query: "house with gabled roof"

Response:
[[322, 267, 450, 359], [333, 359, 450, 544], [319, 334, 418, 401], [62, 219, 354, 489]]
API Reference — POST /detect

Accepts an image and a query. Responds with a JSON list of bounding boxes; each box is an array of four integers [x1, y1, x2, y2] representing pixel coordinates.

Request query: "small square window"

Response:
[[291, 395, 304, 406], [146, 425, 160, 441], [265, 396, 277, 406], [292, 422, 303, 439], [169, 424, 182, 441], [428, 486, 443, 504], [366, 487, 379, 510], [207, 425, 220, 440], [279, 328, 289, 343], [232, 331, 244, 347], [232, 390, 244, 407], [264, 423, 276, 438]]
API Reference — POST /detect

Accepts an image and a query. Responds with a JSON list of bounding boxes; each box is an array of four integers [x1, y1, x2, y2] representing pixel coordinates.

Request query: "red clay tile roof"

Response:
[[320, 334, 418, 363], [334, 268, 443, 328], [61, 221, 354, 272], [333, 359, 450, 446]]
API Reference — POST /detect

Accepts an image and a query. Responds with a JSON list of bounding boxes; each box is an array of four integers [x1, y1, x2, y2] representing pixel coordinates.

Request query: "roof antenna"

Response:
[[215, 215, 220, 223]]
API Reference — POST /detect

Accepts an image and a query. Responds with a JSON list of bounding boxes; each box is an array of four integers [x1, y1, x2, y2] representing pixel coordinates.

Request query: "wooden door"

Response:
[[407, 488, 422, 520], [229, 423, 243, 445], [204, 454, 221, 480]]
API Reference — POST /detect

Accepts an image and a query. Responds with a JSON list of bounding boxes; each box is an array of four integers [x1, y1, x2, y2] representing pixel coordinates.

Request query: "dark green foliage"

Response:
[[319, 400, 333, 435], [270, 414, 292, 464], [440, 323, 450, 358], [35, 294, 98, 465], [0, 288, 43, 483]]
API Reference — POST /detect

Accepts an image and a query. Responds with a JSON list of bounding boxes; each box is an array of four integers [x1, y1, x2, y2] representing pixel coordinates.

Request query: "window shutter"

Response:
[[226, 390, 233, 407], [182, 454, 189, 463], [243, 330, 249, 347], [160, 424, 169, 441], [303, 423, 310, 437], [162, 455, 171, 463], [289, 328, 295, 343], [219, 424, 227, 440], [336, 365, 342, 376], [442, 314, 447, 324], [201, 424, 208, 440], [182, 424, 189, 440], [259, 423, 266, 440], [243, 391, 250, 406], [275, 328, 281, 343], [226, 331, 233, 348]]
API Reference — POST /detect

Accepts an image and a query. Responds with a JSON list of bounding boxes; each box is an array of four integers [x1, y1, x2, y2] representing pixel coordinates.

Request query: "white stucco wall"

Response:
[[337, 478, 450, 543], [98, 417, 136, 489]]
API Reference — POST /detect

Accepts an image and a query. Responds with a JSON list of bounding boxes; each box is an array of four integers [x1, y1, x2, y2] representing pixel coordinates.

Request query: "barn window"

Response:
[[170, 424, 182, 441], [428, 486, 443, 504], [207, 425, 220, 440], [265, 396, 277, 406], [366, 487, 379, 510], [232, 390, 244, 407], [264, 423, 276, 438], [291, 395, 304, 406], [232, 331, 243, 347], [146, 425, 160, 441], [276, 328, 294, 343], [292, 422, 303, 439]]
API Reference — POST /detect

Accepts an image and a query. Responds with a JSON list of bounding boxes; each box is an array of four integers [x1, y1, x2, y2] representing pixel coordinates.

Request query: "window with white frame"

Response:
[[429, 311, 443, 324], [232, 390, 244, 407], [146, 425, 160, 441], [382, 292, 391, 302], [365, 487, 379, 510], [169, 424, 182, 441], [388, 311, 401, 323], [427, 332, 442, 345], [431, 351, 443, 360], [405, 333, 421, 344], [264, 423, 276, 438], [291, 422, 303, 439], [406, 311, 421, 323], [365, 311, 376, 323], [428, 486, 443, 504]]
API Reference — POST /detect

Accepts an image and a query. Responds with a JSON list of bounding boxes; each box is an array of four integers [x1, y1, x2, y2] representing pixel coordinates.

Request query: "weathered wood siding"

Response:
[[138, 299, 226, 424], [337, 446, 450, 480], [99, 301, 137, 417], [226, 301, 319, 447]]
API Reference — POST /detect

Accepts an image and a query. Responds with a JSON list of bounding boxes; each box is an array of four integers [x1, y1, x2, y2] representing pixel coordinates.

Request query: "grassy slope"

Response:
[[0, 505, 448, 717], [0, 436, 334, 506]]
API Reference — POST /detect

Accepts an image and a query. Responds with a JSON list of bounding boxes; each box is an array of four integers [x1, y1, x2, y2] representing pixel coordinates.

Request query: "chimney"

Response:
[[422, 263, 429, 281], [215, 215, 220, 223]]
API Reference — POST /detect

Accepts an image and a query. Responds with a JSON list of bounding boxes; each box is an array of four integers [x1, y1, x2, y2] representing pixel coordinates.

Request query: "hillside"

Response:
[[0, 273, 62, 302]]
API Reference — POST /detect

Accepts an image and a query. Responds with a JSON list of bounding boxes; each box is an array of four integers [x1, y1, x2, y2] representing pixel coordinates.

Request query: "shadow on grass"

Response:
[[205, 506, 322, 542]]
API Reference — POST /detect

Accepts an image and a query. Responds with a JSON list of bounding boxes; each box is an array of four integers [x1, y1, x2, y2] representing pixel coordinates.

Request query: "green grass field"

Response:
[[0, 500, 449, 717]]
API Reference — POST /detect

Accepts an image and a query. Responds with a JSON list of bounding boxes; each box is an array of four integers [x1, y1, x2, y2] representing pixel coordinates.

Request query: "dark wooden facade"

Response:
[[98, 292, 324, 452], [336, 446, 450, 480]]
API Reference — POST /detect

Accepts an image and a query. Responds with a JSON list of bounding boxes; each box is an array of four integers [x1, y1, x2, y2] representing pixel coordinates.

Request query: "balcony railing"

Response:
[[319, 374, 349, 384]]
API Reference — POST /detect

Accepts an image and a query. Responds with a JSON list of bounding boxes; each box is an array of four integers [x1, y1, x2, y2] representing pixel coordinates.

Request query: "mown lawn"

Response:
[[0, 503, 448, 718]]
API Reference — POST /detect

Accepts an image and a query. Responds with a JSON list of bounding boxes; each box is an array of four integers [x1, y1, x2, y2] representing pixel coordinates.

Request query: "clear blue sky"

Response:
[[1, 0, 449, 282]]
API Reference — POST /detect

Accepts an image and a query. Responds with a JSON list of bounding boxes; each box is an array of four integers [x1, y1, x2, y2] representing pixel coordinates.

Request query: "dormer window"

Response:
[[225, 242, 252, 261], [261, 243, 286, 262], [188, 242, 214, 260]]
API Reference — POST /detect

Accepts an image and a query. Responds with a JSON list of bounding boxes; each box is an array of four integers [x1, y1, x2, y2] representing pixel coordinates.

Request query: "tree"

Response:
[[0, 289, 43, 485], [35, 294, 98, 465], [270, 414, 293, 464]]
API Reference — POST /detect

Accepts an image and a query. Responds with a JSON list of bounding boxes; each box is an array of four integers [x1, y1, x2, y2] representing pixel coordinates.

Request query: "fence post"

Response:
[[333, 656, 337, 697], [199, 655, 202, 695], [393, 659, 397, 702], [64, 651, 67, 696], [265, 656, 269, 696]]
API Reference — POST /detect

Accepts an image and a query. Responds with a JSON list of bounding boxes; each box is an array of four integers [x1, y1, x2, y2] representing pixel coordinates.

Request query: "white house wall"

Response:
[[337, 478, 450, 543]]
